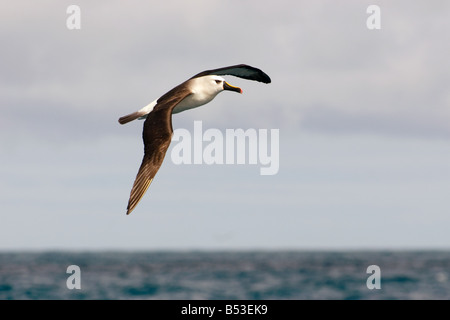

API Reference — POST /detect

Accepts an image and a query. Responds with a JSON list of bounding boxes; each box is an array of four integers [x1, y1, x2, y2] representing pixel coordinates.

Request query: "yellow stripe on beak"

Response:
[[223, 81, 243, 94]]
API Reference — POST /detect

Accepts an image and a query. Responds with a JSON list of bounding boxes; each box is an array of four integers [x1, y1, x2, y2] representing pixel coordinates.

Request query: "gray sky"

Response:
[[1, 1, 450, 250]]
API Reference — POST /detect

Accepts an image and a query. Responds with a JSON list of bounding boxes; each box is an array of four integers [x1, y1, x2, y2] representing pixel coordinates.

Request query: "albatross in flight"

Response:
[[119, 64, 271, 215]]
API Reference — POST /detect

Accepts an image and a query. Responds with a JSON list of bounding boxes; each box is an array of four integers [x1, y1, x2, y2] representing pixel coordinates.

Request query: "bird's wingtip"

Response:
[[262, 73, 271, 84], [126, 205, 133, 215]]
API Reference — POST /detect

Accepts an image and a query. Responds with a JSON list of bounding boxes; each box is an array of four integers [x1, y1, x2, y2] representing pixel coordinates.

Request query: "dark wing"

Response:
[[191, 64, 271, 84], [126, 85, 192, 215]]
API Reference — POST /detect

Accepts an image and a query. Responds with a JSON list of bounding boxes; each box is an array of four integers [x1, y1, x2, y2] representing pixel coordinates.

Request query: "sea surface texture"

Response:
[[0, 251, 449, 300]]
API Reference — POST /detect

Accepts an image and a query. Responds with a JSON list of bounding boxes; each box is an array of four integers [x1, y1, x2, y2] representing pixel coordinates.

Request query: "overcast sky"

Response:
[[1, 1, 449, 250]]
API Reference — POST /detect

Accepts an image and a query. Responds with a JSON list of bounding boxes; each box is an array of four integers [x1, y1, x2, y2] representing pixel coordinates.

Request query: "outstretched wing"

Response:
[[191, 64, 271, 84], [126, 85, 192, 215]]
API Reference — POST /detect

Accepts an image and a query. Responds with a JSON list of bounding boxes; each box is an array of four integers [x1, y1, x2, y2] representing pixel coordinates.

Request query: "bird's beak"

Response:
[[223, 81, 243, 94]]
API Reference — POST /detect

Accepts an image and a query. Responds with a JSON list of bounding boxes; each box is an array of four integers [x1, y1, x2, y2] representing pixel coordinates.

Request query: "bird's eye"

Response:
[[215, 80, 222, 84]]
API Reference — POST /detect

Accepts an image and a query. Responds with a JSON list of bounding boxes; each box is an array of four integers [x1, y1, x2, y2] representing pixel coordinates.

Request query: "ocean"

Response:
[[0, 251, 449, 300]]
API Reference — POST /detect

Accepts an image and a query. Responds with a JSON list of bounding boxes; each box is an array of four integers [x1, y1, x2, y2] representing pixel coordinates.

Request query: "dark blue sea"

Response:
[[0, 251, 449, 300]]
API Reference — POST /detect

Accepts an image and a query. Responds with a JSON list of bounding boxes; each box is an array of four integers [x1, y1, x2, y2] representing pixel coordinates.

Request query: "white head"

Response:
[[196, 75, 243, 96], [174, 75, 243, 114]]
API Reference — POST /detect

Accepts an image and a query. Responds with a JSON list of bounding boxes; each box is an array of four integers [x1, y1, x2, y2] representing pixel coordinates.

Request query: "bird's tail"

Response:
[[118, 111, 147, 124], [118, 99, 158, 125]]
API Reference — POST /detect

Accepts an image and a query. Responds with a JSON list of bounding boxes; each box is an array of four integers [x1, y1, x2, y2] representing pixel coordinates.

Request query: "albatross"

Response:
[[119, 64, 271, 215]]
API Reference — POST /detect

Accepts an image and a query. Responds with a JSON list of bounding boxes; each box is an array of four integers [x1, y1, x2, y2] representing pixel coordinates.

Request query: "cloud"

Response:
[[1, 2, 449, 142], [2, 1, 449, 144], [299, 104, 450, 139]]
